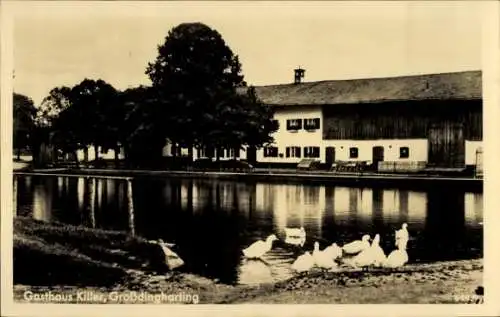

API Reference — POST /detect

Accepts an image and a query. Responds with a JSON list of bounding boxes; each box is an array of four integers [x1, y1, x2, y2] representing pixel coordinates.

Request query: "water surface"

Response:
[[15, 175, 483, 285]]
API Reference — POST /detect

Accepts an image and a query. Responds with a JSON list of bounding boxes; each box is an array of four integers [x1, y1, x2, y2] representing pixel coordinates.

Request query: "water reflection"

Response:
[[16, 175, 483, 285]]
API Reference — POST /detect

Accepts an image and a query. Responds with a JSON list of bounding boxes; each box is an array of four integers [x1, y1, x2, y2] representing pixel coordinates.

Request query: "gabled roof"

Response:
[[242, 70, 482, 106]]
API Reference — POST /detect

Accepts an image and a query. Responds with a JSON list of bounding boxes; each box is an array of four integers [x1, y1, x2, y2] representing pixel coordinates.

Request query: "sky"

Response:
[[9, 1, 484, 106]]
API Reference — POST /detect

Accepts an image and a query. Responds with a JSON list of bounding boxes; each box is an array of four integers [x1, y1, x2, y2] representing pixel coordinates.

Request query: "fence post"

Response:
[[89, 177, 96, 228], [127, 178, 136, 237], [13, 175, 18, 215]]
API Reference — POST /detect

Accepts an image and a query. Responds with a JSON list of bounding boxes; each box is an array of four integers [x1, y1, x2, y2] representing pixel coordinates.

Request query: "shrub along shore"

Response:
[[13, 217, 483, 304]]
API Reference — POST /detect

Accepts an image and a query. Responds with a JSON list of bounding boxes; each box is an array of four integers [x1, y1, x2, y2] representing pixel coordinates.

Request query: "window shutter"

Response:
[[314, 118, 320, 129], [296, 146, 301, 158], [286, 147, 290, 158]]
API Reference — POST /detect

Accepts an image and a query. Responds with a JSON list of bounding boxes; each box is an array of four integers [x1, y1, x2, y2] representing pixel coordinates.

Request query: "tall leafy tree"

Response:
[[69, 79, 119, 160], [13, 93, 37, 160], [146, 22, 247, 160], [119, 86, 167, 166]]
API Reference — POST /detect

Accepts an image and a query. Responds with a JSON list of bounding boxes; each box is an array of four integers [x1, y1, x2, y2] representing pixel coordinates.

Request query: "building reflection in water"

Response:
[[464, 192, 483, 226], [32, 180, 53, 222]]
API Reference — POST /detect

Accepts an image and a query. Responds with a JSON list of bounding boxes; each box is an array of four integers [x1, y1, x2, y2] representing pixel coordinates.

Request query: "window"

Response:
[[286, 146, 301, 158], [286, 119, 302, 131], [304, 146, 320, 158], [400, 146, 410, 159], [349, 147, 359, 159], [304, 118, 320, 130], [226, 148, 240, 158], [263, 146, 279, 158]]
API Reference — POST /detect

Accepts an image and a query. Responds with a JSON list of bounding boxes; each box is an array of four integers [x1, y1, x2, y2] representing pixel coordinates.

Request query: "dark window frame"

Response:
[[304, 146, 320, 158], [399, 146, 410, 159], [286, 119, 303, 131], [263, 146, 279, 158], [349, 147, 359, 159], [286, 146, 302, 158], [304, 118, 321, 130]]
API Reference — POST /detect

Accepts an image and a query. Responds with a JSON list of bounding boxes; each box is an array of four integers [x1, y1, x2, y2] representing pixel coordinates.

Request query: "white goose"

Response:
[[344, 234, 385, 270], [312, 241, 338, 269], [384, 245, 409, 269], [342, 234, 371, 255], [284, 227, 306, 239], [291, 251, 315, 273], [322, 242, 343, 260], [395, 223, 409, 250], [242, 234, 278, 259], [157, 239, 184, 270], [368, 234, 387, 267]]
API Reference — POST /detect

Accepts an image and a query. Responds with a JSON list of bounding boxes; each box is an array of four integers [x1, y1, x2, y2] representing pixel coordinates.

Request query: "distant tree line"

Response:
[[13, 22, 278, 168]]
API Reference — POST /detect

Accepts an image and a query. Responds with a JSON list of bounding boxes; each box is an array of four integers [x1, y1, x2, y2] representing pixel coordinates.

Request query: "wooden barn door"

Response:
[[428, 123, 465, 168], [325, 147, 336, 166], [372, 146, 384, 165]]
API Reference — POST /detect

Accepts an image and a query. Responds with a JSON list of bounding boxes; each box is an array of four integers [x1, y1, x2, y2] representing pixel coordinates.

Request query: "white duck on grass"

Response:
[[343, 234, 386, 270], [342, 234, 371, 255], [312, 242, 338, 270], [242, 234, 278, 259], [322, 242, 343, 261], [367, 234, 387, 267], [157, 239, 184, 270], [291, 251, 315, 273], [395, 223, 409, 250], [384, 244, 409, 269]]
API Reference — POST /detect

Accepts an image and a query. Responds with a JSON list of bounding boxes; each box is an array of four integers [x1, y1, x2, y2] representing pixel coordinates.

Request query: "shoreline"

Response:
[[13, 217, 483, 304], [14, 167, 483, 192]]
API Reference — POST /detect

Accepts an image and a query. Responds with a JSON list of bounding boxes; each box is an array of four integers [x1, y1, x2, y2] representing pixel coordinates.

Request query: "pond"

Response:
[[14, 175, 483, 285]]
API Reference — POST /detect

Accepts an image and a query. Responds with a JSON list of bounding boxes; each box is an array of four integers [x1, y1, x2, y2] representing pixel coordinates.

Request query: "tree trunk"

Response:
[[72, 150, 80, 168], [114, 146, 120, 164], [188, 146, 194, 162], [171, 143, 177, 158]]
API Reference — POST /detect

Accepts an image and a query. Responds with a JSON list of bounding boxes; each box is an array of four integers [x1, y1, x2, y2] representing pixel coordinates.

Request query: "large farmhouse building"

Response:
[[166, 69, 482, 172], [250, 70, 482, 172]]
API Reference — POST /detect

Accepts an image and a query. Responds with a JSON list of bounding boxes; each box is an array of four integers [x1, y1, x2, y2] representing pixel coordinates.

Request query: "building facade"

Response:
[[251, 70, 483, 171], [161, 70, 482, 171]]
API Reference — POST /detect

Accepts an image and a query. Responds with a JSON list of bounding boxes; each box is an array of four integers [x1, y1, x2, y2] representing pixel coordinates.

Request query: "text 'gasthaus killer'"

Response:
[[23, 290, 200, 304]]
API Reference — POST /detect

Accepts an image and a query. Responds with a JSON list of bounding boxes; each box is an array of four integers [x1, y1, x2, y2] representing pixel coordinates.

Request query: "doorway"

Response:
[[372, 146, 384, 167], [325, 147, 336, 166]]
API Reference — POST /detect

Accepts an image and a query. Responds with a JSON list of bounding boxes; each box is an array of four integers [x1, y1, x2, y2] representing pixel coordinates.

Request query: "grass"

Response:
[[13, 217, 483, 304]]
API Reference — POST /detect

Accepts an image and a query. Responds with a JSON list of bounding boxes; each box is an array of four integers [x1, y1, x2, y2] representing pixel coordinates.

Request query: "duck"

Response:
[[157, 239, 185, 270], [312, 241, 338, 269], [284, 235, 306, 247], [284, 227, 306, 239], [291, 251, 315, 273], [322, 242, 343, 260], [242, 234, 278, 259], [344, 234, 385, 270], [368, 234, 387, 267], [342, 234, 371, 255], [395, 223, 409, 250], [384, 245, 409, 269]]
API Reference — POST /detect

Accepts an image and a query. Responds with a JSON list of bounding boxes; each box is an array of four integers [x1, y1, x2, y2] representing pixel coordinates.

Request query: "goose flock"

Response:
[[242, 223, 410, 273]]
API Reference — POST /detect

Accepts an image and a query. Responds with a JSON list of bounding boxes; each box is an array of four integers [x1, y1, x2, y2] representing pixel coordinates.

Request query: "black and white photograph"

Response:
[[2, 0, 500, 315]]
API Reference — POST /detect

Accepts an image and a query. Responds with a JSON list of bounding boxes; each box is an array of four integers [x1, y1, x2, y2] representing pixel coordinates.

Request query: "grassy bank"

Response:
[[13, 217, 483, 304]]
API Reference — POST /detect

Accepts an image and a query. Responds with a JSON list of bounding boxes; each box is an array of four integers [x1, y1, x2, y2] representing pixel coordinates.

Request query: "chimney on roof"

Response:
[[294, 67, 305, 84]]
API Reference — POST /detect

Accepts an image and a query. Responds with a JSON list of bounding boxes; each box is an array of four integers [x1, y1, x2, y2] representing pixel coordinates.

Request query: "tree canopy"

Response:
[[13, 93, 37, 158], [145, 22, 276, 158], [29, 22, 278, 167]]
